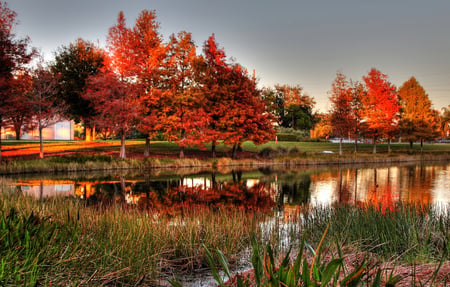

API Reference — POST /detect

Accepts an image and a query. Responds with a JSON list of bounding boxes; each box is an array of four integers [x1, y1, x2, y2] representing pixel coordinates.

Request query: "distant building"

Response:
[[1, 120, 74, 140]]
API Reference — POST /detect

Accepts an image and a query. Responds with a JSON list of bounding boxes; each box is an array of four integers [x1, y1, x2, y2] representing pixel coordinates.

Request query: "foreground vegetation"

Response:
[[1, 180, 448, 286], [1, 140, 449, 175]]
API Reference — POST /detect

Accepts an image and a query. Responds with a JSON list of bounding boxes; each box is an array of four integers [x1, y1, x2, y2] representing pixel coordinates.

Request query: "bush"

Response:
[[258, 147, 290, 159], [50, 154, 112, 163]]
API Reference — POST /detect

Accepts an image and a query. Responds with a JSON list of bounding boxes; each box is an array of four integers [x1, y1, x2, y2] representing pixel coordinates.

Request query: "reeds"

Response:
[[1, 182, 448, 285], [0, 187, 261, 286]]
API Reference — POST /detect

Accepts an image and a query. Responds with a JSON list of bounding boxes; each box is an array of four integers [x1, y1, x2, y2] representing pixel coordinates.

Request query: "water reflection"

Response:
[[9, 163, 450, 212]]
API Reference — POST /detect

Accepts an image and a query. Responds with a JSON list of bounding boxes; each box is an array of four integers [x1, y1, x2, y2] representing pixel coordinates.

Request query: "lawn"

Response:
[[1, 139, 450, 160]]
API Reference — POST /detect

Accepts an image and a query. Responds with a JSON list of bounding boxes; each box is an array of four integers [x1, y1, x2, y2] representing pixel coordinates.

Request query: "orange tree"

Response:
[[107, 10, 168, 157], [399, 77, 440, 152], [361, 68, 400, 154], [197, 35, 275, 158], [158, 31, 206, 158]]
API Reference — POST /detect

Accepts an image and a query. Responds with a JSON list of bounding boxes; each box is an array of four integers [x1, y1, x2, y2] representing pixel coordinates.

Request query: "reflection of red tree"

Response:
[[366, 185, 395, 213], [135, 182, 276, 215]]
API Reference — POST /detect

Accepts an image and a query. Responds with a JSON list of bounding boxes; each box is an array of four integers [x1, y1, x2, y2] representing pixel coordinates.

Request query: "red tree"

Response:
[[6, 71, 32, 139], [329, 71, 355, 155], [361, 68, 400, 154], [199, 35, 276, 158], [84, 69, 140, 159], [0, 1, 34, 160], [107, 10, 168, 157], [158, 31, 207, 158]]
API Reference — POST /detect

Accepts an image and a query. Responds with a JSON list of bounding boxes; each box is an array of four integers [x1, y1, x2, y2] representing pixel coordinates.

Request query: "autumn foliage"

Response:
[[1, 3, 448, 161]]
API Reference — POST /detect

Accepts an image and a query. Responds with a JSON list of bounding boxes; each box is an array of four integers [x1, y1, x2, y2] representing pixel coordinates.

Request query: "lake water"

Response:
[[7, 162, 450, 211], [3, 162, 449, 286]]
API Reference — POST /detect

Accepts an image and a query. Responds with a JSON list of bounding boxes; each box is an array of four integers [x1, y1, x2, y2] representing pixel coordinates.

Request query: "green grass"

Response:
[[0, 184, 260, 286], [1, 177, 449, 286]]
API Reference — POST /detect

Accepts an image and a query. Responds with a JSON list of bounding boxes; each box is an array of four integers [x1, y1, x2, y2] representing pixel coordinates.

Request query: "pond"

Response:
[[3, 162, 449, 286], [7, 162, 450, 212]]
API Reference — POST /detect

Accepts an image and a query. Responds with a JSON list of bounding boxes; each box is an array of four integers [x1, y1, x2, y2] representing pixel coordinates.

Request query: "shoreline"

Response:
[[1, 152, 449, 175]]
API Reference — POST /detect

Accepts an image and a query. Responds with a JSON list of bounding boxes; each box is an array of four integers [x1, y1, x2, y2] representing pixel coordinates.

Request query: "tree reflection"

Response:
[[74, 176, 277, 215]]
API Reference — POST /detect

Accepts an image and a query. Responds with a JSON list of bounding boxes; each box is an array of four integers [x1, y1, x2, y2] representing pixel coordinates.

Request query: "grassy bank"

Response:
[[0, 185, 260, 286], [1, 140, 449, 174], [1, 181, 449, 286]]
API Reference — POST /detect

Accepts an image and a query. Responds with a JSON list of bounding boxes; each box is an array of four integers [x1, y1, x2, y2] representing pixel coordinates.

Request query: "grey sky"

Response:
[[7, 0, 450, 112]]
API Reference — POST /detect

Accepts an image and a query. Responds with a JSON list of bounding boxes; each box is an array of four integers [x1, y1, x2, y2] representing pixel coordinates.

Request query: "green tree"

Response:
[[264, 84, 315, 131], [52, 39, 105, 141], [399, 77, 440, 152]]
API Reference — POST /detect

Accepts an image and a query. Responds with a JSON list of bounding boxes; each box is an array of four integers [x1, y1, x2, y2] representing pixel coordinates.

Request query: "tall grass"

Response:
[[0, 185, 261, 285], [297, 204, 450, 263]]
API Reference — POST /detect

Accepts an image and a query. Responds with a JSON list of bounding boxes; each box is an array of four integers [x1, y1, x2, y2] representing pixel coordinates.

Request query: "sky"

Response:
[[7, 0, 450, 112]]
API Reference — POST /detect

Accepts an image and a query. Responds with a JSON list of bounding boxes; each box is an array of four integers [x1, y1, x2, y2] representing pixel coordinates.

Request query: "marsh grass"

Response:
[[298, 204, 450, 263], [0, 186, 261, 286]]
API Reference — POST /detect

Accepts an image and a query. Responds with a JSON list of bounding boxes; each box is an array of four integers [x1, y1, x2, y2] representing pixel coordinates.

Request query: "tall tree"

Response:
[[328, 71, 355, 155], [399, 77, 440, 152], [5, 71, 32, 139], [107, 10, 167, 157], [441, 105, 450, 139], [84, 70, 140, 159], [197, 34, 230, 157], [29, 61, 65, 159], [0, 1, 34, 160], [52, 39, 105, 141], [269, 84, 316, 131], [361, 68, 399, 154], [158, 31, 206, 158], [199, 35, 276, 158]]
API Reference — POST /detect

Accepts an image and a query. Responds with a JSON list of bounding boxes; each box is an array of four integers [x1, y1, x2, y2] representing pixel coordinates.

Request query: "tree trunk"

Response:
[[85, 126, 91, 142], [212, 141, 216, 158], [409, 141, 413, 153], [354, 138, 358, 153], [39, 125, 44, 159], [0, 124, 2, 162], [179, 146, 185, 159], [119, 133, 126, 159], [339, 138, 343, 156], [144, 136, 150, 158], [420, 139, 424, 153], [14, 123, 21, 140], [388, 138, 391, 154], [232, 143, 237, 159], [372, 136, 377, 154]]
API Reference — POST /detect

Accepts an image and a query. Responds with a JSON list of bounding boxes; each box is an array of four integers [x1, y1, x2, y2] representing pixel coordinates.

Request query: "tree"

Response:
[[310, 113, 332, 139], [29, 62, 65, 159], [441, 105, 450, 138], [196, 34, 231, 157], [84, 69, 140, 159], [158, 31, 206, 158], [267, 85, 316, 131], [399, 77, 440, 152], [199, 35, 276, 158], [5, 71, 32, 139], [328, 71, 355, 155], [361, 68, 400, 154], [52, 39, 105, 141], [107, 10, 167, 157], [0, 1, 34, 160]]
